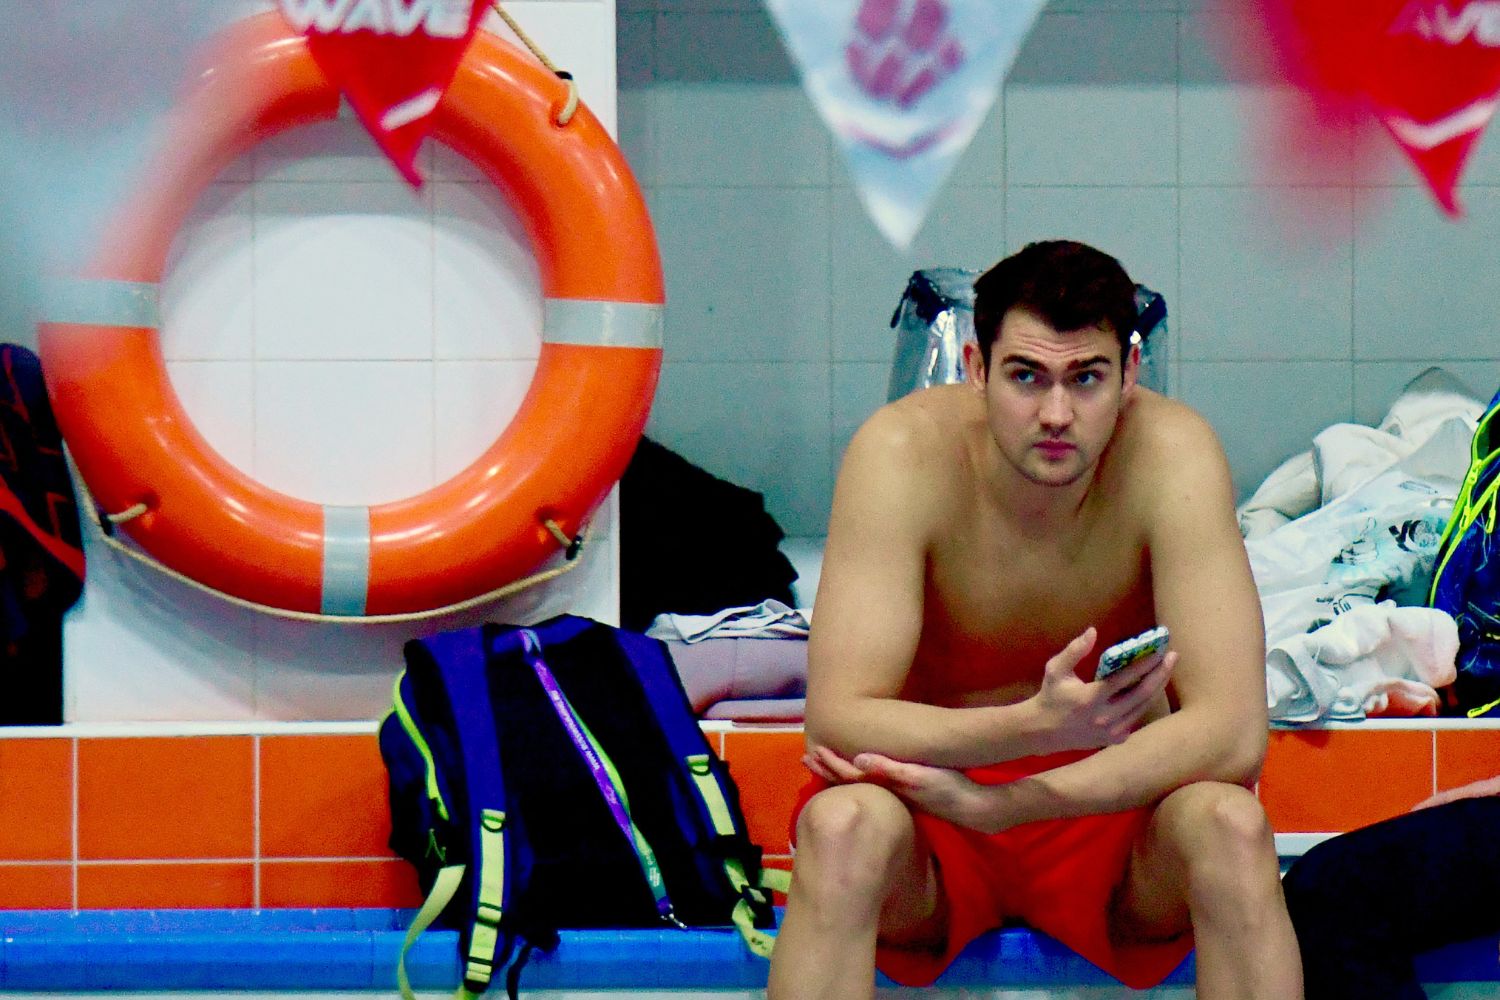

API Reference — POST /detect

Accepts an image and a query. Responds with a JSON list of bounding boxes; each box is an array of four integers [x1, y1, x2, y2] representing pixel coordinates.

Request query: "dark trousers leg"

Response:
[[1282, 796, 1500, 1000]]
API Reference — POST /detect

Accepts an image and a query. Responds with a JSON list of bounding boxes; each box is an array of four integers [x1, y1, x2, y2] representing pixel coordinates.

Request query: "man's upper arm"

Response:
[[1145, 412, 1268, 779], [804, 411, 935, 741]]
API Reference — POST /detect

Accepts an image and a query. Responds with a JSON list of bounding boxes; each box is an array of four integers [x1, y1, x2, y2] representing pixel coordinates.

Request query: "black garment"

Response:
[[619, 438, 797, 633], [1282, 796, 1500, 1000], [0, 345, 84, 725]]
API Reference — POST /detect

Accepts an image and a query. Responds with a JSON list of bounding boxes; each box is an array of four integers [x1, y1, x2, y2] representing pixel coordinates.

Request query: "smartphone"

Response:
[[1094, 626, 1170, 682]]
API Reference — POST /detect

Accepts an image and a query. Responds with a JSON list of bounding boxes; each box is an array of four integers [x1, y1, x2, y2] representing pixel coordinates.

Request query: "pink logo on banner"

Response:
[[278, 0, 489, 186], [1263, 0, 1500, 214], [846, 0, 965, 112]]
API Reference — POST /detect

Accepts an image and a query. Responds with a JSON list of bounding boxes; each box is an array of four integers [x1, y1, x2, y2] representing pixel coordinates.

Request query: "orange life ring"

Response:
[[37, 12, 663, 617]]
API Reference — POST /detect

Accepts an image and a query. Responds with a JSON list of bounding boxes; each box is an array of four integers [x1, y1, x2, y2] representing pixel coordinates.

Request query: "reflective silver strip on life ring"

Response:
[[41, 278, 160, 328], [542, 299, 664, 349], [322, 505, 372, 616]]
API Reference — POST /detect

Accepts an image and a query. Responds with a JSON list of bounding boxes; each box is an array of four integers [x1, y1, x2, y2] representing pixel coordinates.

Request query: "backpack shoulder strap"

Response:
[[611, 626, 782, 956], [408, 627, 515, 994]]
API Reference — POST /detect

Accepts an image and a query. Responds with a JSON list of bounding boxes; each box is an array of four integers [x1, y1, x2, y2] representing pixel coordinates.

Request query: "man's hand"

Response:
[[1413, 775, 1500, 811], [1031, 627, 1176, 753], [802, 745, 999, 833]]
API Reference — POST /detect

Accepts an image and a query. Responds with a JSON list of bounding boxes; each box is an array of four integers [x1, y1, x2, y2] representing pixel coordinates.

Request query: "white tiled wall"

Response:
[[62, 0, 622, 721], [623, 0, 1500, 538]]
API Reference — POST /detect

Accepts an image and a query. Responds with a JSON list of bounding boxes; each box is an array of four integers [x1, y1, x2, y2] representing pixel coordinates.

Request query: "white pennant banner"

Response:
[[765, 0, 1045, 249]]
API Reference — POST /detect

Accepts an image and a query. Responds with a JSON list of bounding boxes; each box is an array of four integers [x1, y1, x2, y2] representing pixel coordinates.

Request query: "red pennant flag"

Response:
[[1265, 0, 1500, 215], [278, 0, 489, 186]]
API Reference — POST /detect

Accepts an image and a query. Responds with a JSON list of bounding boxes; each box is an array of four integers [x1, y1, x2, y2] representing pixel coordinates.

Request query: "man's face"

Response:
[[964, 308, 1137, 488]]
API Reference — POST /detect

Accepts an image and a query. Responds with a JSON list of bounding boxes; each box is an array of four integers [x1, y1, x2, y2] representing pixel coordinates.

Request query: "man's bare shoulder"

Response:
[[836, 386, 974, 519], [847, 385, 975, 474], [1114, 389, 1234, 516]]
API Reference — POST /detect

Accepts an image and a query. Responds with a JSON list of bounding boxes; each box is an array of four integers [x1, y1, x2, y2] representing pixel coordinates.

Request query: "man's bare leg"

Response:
[[1111, 781, 1303, 1000], [767, 783, 945, 1000]]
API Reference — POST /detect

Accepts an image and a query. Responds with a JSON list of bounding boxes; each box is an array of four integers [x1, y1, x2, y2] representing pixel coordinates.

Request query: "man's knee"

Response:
[[1156, 782, 1278, 900], [794, 784, 917, 898]]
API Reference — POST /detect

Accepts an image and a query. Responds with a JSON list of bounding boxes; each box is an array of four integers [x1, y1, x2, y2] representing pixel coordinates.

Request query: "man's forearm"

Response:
[[808, 695, 1055, 769], [973, 707, 1264, 832]]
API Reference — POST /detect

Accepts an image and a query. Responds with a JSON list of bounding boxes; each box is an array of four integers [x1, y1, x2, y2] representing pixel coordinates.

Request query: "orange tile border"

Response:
[[260, 734, 395, 859], [0, 864, 72, 908], [78, 737, 254, 861], [1435, 730, 1500, 793], [0, 739, 72, 861], [77, 862, 254, 909], [722, 730, 808, 856], [260, 859, 424, 908], [1259, 729, 1433, 833]]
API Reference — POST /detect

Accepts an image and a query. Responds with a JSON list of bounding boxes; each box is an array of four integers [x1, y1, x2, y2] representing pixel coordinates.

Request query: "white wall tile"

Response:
[[255, 118, 420, 184], [65, 535, 256, 722], [251, 618, 421, 722], [832, 361, 888, 467], [433, 360, 540, 484], [1179, 187, 1352, 361], [1179, 360, 1354, 499], [161, 183, 255, 361], [617, 11, 656, 89], [653, 84, 829, 188], [432, 182, 543, 360], [944, 101, 1006, 189], [1354, 362, 1500, 426], [655, 10, 796, 84], [617, 88, 657, 187], [253, 361, 436, 506], [165, 361, 256, 476], [1006, 186, 1179, 321], [1007, 85, 1177, 187], [1181, 87, 1352, 187], [831, 183, 1003, 364], [647, 361, 832, 537], [1354, 187, 1500, 361], [253, 182, 433, 361], [1006, 12, 1177, 187], [648, 186, 830, 362]]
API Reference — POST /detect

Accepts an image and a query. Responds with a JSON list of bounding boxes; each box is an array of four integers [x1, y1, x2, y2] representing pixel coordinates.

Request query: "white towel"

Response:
[[647, 599, 812, 643], [1266, 602, 1458, 722]]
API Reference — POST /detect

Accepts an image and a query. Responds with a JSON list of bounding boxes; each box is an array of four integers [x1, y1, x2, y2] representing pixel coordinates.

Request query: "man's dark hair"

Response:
[[972, 240, 1137, 371]]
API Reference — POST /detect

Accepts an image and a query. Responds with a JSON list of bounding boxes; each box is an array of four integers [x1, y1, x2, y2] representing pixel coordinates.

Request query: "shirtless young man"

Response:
[[765, 241, 1301, 1000]]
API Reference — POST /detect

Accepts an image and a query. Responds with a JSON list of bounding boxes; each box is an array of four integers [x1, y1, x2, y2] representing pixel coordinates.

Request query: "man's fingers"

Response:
[[1102, 646, 1171, 693], [1046, 626, 1098, 678], [810, 744, 865, 782], [802, 754, 839, 783], [1100, 652, 1175, 729]]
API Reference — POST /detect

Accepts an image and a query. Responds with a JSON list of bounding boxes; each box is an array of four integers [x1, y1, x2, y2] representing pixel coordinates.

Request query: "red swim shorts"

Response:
[[789, 749, 1193, 989]]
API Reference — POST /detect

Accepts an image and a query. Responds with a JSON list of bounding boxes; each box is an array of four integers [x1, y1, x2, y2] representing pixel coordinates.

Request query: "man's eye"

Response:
[[1075, 371, 1102, 386], [1011, 370, 1036, 384]]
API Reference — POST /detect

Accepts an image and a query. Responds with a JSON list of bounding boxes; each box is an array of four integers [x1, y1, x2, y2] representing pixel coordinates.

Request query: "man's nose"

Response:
[[1039, 384, 1073, 428]]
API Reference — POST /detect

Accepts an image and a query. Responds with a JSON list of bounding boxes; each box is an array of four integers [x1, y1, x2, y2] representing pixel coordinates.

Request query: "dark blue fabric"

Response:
[[1284, 796, 1500, 999]]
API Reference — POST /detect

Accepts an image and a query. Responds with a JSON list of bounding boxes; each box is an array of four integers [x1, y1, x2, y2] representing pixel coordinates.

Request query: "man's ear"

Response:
[[962, 340, 987, 389], [1121, 339, 1142, 398]]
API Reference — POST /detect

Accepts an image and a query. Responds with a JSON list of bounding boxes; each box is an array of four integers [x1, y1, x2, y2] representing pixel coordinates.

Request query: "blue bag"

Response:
[[379, 615, 785, 999], [1430, 385, 1500, 716]]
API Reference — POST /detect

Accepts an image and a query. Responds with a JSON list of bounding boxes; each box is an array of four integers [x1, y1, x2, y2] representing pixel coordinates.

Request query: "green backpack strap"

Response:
[[398, 863, 466, 1000], [684, 752, 791, 958]]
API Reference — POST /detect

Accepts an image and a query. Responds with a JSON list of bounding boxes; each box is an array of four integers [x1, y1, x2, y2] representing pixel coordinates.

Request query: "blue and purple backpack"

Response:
[[379, 615, 784, 998], [1430, 386, 1500, 716]]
